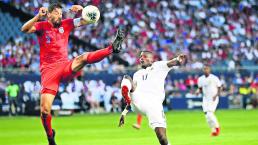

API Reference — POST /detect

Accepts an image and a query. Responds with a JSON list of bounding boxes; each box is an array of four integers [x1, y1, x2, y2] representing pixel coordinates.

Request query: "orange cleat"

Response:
[[211, 127, 220, 136]]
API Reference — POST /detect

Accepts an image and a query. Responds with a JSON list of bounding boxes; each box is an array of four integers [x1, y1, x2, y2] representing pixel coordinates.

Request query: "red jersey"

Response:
[[34, 19, 74, 70]]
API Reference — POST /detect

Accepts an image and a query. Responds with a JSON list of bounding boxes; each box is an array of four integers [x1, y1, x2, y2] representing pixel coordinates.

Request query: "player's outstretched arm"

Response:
[[167, 54, 187, 68], [118, 105, 131, 127], [21, 7, 47, 33], [71, 5, 97, 27]]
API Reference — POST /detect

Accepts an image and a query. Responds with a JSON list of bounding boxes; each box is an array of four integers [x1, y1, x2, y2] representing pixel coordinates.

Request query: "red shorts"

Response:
[[40, 60, 81, 96]]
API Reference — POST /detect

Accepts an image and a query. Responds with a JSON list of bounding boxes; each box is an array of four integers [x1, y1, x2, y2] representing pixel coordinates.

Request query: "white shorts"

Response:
[[202, 97, 219, 112], [132, 99, 166, 130]]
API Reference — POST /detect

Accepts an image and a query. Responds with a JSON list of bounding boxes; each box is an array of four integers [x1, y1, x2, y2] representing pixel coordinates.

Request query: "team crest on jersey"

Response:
[[59, 27, 64, 33]]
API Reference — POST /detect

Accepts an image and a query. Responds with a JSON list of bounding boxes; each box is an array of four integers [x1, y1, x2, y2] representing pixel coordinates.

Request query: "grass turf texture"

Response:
[[0, 110, 257, 145]]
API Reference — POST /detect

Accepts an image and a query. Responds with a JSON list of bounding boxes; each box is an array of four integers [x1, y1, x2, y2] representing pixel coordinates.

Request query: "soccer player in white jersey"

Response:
[[119, 51, 186, 145], [197, 65, 222, 136]]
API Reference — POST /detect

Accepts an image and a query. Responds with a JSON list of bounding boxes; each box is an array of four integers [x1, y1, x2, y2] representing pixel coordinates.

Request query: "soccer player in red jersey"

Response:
[[21, 3, 125, 145]]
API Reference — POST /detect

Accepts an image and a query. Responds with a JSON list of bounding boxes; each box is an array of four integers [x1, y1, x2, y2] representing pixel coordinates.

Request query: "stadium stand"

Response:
[[0, 0, 257, 71]]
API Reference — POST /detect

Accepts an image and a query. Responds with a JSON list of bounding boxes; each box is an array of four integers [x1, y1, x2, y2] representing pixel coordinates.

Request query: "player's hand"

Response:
[[177, 54, 187, 65], [70, 5, 83, 13], [118, 115, 125, 127], [38, 7, 48, 19]]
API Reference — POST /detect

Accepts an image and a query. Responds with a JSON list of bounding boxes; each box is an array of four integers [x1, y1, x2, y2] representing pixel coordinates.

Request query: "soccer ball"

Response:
[[82, 5, 100, 23]]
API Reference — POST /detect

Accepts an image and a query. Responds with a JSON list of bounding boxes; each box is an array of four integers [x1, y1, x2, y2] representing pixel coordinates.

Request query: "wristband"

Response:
[[122, 109, 128, 116]]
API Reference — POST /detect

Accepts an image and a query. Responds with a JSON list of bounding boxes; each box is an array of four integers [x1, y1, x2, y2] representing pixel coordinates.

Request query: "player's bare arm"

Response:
[[196, 87, 202, 96], [118, 105, 131, 127], [213, 87, 221, 101], [21, 7, 47, 33], [167, 54, 187, 68]]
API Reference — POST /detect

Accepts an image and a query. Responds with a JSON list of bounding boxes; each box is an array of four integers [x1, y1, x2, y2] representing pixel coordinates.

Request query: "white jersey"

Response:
[[198, 74, 222, 101], [132, 61, 173, 103]]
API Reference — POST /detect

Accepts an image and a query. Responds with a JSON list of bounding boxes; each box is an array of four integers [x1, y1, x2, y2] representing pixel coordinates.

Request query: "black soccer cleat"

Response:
[[48, 129, 57, 145], [112, 28, 125, 53]]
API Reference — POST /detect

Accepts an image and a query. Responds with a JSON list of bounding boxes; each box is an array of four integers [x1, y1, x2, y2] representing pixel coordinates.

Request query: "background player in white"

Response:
[[196, 65, 222, 136], [119, 51, 186, 145]]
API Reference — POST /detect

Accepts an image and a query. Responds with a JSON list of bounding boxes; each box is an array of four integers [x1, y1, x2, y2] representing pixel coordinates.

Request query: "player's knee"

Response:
[[40, 103, 51, 114], [72, 53, 88, 72], [76, 53, 87, 63]]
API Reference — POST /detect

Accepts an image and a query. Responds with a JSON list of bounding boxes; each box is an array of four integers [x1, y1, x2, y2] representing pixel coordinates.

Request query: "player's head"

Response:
[[203, 64, 211, 76], [139, 50, 154, 69], [47, 3, 63, 27]]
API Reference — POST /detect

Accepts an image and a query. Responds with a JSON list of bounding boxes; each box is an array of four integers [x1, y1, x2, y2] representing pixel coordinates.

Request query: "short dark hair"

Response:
[[141, 50, 153, 54], [48, 3, 62, 13], [203, 63, 211, 68]]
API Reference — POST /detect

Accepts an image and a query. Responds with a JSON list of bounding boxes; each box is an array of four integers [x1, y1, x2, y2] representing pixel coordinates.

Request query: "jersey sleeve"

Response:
[[153, 61, 172, 72], [215, 76, 222, 87], [133, 72, 138, 83], [133, 71, 140, 87], [34, 21, 43, 33], [62, 18, 75, 32], [197, 77, 202, 88]]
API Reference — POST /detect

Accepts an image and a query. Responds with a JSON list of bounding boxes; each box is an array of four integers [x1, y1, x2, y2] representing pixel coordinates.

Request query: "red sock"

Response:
[[41, 113, 53, 138], [84, 45, 113, 64], [137, 114, 142, 126]]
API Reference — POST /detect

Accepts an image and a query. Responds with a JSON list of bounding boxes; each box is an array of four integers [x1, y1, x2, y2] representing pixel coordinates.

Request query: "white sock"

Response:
[[209, 112, 219, 128], [205, 112, 214, 128], [206, 112, 219, 131]]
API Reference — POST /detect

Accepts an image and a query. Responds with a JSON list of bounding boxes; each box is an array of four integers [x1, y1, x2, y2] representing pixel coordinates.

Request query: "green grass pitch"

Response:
[[0, 109, 257, 145]]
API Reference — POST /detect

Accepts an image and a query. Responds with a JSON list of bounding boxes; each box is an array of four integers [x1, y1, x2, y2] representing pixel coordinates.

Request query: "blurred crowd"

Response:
[[0, 73, 257, 115], [166, 73, 258, 109], [0, 76, 126, 115], [0, 0, 257, 72]]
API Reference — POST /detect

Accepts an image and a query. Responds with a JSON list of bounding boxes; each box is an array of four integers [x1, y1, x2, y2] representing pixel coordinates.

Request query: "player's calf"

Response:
[[155, 127, 169, 145], [40, 94, 56, 143]]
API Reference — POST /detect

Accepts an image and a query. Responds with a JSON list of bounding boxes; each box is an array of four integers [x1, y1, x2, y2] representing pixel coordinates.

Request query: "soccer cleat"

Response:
[[132, 124, 141, 130], [121, 86, 131, 105], [112, 28, 125, 53], [48, 129, 57, 145], [211, 132, 218, 136], [211, 128, 220, 137]]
